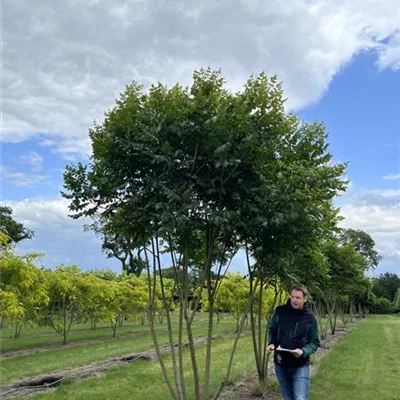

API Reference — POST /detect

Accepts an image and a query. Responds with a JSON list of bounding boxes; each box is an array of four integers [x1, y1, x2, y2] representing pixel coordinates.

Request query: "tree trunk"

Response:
[[328, 298, 337, 335], [358, 302, 363, 318], [249, 278, 261, 379], [349, 301, 354, 322], [261, 285, 279, 382], [112, 314, 118, 339], [257, 275, 263, 378], [63, 297, 68, 345], [144, 247, 179, 400], [154, 238, 183, 400], [203, 226, 217, 400], [158, 312, 164, 324], [331, 309, 337, 335], [141, 311, 146, 325], [14, 324, 22, 338], [204, 299, 215, 399], [311, 299, 328, 340], [211, 287, 257, 400]]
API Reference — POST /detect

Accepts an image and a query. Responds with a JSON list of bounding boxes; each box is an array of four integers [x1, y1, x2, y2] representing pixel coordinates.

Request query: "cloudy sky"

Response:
[[2, 0, 400, 276]]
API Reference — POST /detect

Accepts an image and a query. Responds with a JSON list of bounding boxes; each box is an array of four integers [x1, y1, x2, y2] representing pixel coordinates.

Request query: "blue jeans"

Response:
[[275, 364, 310, 400]]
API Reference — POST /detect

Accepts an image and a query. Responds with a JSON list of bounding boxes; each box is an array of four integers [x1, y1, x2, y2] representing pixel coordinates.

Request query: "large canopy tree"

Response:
[[62, 69, 347, 399]]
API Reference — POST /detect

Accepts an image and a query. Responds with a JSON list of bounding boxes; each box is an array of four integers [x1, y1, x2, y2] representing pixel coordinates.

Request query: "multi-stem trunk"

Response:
[[257, 275, 263, 374], [143, 247, 178, 400], [203, 271, 215, 399], [261, 285, 280, 380], [247, 252, 262, 380], [203, 225, 217, 400], [154, 238, 183, 400], [211, 285, 258, 400], [328, 298, 337, 335], [168, 235, 189, 400], [311, 298, 328, 340]]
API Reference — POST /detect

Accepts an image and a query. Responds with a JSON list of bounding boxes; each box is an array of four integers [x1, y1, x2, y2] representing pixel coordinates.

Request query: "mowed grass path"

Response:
[[311, 315, 400, 400]]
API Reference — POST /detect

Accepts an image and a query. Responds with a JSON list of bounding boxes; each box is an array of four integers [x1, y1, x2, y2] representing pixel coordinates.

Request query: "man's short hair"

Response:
[[290, 284, 308, 298]]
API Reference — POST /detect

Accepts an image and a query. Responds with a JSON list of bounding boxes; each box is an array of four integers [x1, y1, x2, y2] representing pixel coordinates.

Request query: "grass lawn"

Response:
[[0, 321, 157, 353], [30, 334, 255, 400], [311, 315, 400, 400], [0, 315, 237, 383]]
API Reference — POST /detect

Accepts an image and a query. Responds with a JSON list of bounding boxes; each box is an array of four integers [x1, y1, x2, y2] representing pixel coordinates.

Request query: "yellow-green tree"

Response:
[[0, 291, 24, 330], [81, 274, 115, 330], [0, 242, 48, 337], [201, 273, 248, 332], [43, 265, 87, 344]]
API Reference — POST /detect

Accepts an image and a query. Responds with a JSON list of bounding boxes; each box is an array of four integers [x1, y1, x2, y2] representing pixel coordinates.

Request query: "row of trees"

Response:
[[0, 234, 173, 343], [2, 229, 385, 346], [60, 69, 392, 400]]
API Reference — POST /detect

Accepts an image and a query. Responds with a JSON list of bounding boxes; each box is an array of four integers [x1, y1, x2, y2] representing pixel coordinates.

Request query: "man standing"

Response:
[[267, 285, 320, 400]]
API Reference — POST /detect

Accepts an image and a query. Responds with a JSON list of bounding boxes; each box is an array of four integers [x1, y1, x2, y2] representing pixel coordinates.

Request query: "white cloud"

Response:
[[340, 188, 400, 272], [4, 197, 119, 271], [377, 31, 400, 70], [366, 189, 400, 198], [20, 151, 43, 171], [0, 165, 48, 188], [2, 0, 400, 157], [383, 173, 400, 181]]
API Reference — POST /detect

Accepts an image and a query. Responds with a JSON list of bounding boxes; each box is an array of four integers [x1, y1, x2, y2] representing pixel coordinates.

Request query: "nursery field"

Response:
[[1, 315, 398, 399]]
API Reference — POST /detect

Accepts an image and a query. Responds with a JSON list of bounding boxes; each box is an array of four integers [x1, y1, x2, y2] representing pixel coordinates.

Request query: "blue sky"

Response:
[[300, 53, 400, 189], [2, 0, 400, 277]]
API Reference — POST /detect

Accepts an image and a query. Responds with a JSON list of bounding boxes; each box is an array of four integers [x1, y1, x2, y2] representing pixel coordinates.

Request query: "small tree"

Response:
[[323, 242, 367, 334], [43, 265, 86, 344], [0, 291, 24, 330], [0, 246, 48, 337], [80, 274, 114, 330], [200, 273, 248, 332]]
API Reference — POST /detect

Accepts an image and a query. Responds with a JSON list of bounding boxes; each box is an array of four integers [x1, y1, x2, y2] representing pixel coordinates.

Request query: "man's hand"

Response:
[[293, 348, 304, 358], [266, 344, 275, 353]]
